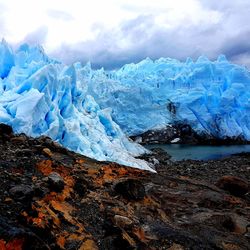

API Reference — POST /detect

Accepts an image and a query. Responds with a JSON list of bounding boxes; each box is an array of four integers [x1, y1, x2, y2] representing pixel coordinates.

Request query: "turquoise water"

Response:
[[145, 144, 250, 161]]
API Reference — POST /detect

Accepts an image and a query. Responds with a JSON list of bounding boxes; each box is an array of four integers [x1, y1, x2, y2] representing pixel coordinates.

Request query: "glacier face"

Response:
[[86, 56, 250, 140], [0, 40, 152, 172]]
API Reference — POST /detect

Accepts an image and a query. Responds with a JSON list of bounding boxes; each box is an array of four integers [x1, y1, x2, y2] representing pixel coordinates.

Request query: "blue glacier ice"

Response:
[[0, 40, 152, 172], [86, 56, 250, 140], [0, 40, 250, 172]]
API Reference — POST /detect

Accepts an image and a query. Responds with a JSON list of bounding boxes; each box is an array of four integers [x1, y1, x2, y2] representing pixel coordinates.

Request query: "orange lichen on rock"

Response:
[[79, 239, 98, 250], [75, 159, 85, 164], [143, 196, 161, 207], [95, 166, 115, 185], [56, 235, 66, 249], [50, 200, 75, 224], [36, 160, 53, 176], [26, 160, 98, 248], [92, 164, 147, 186], [0, 238, 24, 250], [121, 230, 136, 247], [132, 227, 148, 243]]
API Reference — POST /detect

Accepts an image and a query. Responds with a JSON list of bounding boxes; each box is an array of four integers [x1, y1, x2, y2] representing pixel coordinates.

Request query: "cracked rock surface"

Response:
[[0, 125, 249, 249]]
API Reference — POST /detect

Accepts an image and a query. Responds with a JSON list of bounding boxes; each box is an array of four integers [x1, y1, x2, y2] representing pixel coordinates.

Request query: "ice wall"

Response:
[[87, 56, 250, 140]]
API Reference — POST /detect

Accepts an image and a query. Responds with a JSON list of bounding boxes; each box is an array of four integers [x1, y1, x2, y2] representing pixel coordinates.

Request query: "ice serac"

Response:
[[0, 41, 152, 172], [87, 56, 250, 141]]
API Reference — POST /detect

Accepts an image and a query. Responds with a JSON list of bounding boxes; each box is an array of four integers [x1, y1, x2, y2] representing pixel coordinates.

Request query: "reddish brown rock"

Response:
[[216, 175, 249, 197], [48, 172, 65, 192], [114, 178, 146, 201]]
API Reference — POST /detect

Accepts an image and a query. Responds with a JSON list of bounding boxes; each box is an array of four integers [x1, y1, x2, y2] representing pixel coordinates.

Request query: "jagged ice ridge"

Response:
[[87, 56, 250, 140]]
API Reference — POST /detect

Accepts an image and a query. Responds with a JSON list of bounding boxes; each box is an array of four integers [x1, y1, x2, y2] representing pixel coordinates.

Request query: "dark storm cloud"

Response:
[[51, 14, 218, 69], [200, 0, 250, 68], [51, 15, 157, 69], [51, 1, 250, 69], [219, 30, 250, 68], [47, 9, 74, 21], [221, 31, 250, 58]]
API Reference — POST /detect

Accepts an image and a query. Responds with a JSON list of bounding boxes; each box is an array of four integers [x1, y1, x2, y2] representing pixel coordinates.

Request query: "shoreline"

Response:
[[131, 124, 250, 146]]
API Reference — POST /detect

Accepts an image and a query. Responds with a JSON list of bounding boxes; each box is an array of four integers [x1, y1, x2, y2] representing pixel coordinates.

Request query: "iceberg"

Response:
[[0, 40, 152, 172]]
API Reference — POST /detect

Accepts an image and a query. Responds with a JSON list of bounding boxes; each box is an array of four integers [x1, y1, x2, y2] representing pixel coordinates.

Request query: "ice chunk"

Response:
[[171, 138, 180, 143]]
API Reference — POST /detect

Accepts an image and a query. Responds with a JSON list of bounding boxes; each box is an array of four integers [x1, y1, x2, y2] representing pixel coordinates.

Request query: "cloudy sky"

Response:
[[0, 0, 250, 69]]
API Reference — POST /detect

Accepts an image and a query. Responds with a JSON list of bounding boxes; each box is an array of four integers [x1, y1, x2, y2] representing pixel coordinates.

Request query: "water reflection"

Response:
[[145, 144, 250, 161]]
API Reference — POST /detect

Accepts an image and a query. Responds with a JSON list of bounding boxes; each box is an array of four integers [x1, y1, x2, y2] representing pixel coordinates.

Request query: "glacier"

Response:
[[86, 56, 250, 140], [0, 40, 250, 172], [0, 40, 152, 172]]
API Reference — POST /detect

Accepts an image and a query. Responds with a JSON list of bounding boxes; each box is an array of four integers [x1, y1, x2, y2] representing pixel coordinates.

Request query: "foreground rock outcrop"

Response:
[[0, 125, 249, 249]]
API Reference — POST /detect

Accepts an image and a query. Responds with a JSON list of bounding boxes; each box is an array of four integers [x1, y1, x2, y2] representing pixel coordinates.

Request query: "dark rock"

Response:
[[33, 182, 50, 197], [48, 172, 64, 192], [9, 184, 34, 201], [198, 191, 226, 208], [137, 148, 171, 165], [131, 125, 177, 144], [113, 215, 133, 228], [151, 148, 171, 163], [151, 223, 219, 250], [0, 123, 13, 135], [64, 240, 82, 250], [0, 216, 50, 249], [216, 176, 249, 197], [15, 148, 33, 157], [101, 235, 134, 250], [10, 135, 27, 143], [74, 178, 88, 197], [114, 179, 146, 201], [131, 122, 250, 145], [0, 124, 13, 142], [209, 214, 236, 232], [245, 225, 250, 239]]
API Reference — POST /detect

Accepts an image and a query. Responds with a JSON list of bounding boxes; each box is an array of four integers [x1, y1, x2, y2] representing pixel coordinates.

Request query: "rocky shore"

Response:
[[0, 124, 249, 249], [131, 124, 249, 145]]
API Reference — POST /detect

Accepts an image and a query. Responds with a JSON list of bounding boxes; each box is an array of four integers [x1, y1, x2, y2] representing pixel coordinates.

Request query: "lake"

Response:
[[145, 144, 250, 161]]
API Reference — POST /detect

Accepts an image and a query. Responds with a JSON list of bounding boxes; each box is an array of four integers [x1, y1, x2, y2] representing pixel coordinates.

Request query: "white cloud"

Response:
[[0, 0, 220, 49], [0, 0, 249, 68]]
